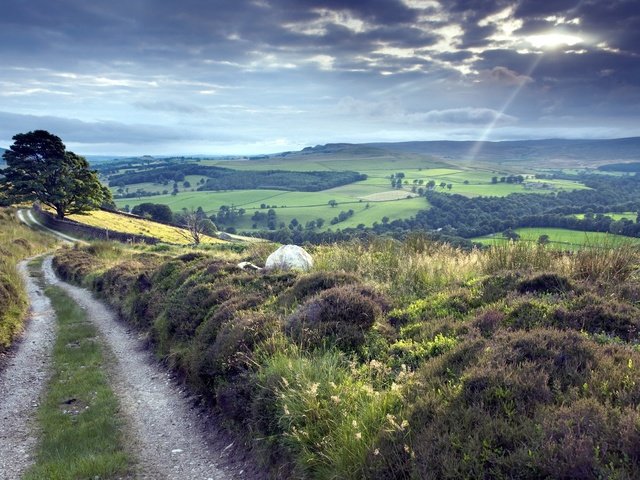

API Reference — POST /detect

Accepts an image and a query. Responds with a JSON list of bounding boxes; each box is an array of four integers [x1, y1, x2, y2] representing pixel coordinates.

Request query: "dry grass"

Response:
[[65, 209, 224, 245], [0, 208, 57, 348]]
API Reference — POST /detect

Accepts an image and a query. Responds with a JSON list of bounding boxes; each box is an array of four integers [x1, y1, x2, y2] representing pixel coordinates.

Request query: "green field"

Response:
[[574, 212, 637, 221], [473, 227, 640, 249], [115, 187, 428, 231], [111, 152, 589, 232]]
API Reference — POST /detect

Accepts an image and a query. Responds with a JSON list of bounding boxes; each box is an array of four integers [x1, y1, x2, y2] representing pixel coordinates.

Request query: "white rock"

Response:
[[237, 261, 262, 271], [265, 244, 313, 271]]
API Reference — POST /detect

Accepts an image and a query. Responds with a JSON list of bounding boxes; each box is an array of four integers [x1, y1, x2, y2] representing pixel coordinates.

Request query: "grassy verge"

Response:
[[25, 270, 130, 480], [0, 208, 57, 349]]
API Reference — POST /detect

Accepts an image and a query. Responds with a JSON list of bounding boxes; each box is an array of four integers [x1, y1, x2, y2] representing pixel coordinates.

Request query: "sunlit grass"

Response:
[[66, 209, 224, 245], [0, 208, 57, 348]]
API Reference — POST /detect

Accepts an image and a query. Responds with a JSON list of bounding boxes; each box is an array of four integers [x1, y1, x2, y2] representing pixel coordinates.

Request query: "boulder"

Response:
[[237, 261, 262, 271], [265, 245, 313, 271]]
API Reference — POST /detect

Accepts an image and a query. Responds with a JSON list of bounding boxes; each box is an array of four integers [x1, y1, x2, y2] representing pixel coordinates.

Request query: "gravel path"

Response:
[[16, 208, 81, 245], [0, 260, 56, 480], [42, 257, 261, 480]]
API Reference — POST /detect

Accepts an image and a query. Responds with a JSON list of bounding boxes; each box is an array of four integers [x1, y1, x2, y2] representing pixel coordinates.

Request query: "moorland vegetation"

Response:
[[52, 235, 640, 479], [0, 209, 56, 349]]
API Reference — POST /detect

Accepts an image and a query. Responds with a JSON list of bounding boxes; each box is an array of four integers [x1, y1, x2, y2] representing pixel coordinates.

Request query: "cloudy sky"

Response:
[[1, 0, 639, 155]]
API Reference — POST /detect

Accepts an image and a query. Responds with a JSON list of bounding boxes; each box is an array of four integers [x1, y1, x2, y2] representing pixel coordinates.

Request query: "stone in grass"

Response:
[[265, 244, 313, 271]]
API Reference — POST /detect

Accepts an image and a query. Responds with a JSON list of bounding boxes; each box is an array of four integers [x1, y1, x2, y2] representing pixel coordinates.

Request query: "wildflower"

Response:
[[330, 395, 341, 404], [284, 404, 290, 415], [352, 420, 358, 428], [355, 432, 362, 440], [374, 449, 380, 456], [401, 419, 409, 429], [308, 382, 319, 396]]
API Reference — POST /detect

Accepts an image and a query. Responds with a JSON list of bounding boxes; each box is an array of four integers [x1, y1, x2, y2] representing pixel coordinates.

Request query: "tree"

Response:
[[503, 228, 520, 241], [175, 208, 216, 245], [537, 234, 550, 245], [131, 203, 173, 223], [328, 199, 338, 208], [1, 130, 110, 219]]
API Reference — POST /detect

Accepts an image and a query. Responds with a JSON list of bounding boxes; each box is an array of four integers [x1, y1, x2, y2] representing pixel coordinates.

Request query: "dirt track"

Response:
[[41, 256, 261, 480], [0, 255, 262, 479], [0, 261, 56, 480]]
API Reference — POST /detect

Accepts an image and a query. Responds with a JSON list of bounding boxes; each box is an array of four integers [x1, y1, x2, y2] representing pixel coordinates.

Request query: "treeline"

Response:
[[598, 162, 640, 172], [108, 164, 225, 186], [108, 163, 366, 192], [248, 173, 640, 245], [199, 170, 366, 192]]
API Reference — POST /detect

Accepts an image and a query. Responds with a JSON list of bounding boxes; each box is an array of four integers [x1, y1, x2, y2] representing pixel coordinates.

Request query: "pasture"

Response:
[[473, 227, 640, 249], [66, 210, 223, 245], [110, 152, 589, 232]]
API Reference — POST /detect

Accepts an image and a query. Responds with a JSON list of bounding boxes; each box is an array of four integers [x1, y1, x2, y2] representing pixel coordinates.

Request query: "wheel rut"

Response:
[[41, 256, 262, 480], [0, 260, 56, 480]]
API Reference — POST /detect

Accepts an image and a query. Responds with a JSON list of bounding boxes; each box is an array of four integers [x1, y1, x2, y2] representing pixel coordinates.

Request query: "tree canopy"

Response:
[[1, 130, 110, 219]]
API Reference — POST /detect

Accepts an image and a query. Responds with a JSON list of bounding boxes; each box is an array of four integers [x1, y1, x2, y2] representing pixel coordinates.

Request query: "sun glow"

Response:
[[526, 33, 583, 49]]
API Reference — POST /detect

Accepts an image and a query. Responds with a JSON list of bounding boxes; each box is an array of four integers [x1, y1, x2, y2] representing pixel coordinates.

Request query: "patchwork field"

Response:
[[574, 212, 637, 221], [473, 227, 640, 249], [111, 151, 589, 233]]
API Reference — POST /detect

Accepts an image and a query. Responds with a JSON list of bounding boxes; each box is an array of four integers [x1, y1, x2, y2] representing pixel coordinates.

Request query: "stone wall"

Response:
[[32, 205, 159, 244]]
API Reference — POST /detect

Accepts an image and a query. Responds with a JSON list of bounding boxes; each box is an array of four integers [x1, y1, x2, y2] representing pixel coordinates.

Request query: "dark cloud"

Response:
[[0, 111, 210, 145], [0, 0, 639, 153]]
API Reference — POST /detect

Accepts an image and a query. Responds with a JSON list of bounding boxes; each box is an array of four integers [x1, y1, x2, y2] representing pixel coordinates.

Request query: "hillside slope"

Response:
[[53, 237, 640, 478], [0, 208, 57, 350]]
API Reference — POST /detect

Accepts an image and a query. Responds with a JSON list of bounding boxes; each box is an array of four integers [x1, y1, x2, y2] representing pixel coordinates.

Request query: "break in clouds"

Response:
[[1, 0, 639, 154]]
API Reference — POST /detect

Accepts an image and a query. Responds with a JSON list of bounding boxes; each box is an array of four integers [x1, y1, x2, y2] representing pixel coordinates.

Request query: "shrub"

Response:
[[472, 309, 505, 338], [189, 307, 272, 392], [202, 312, 277, 380], [553, 294, 640, 341], [287, 285, 387, 351], [279, 271, 359, 307], [53, 248, 101, 284], [380, 329, 640, 479], [517, 272, 574, 295], [478, 272, 521, 303]]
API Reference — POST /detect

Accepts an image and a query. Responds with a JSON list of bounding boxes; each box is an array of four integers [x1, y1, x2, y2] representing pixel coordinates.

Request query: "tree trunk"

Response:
[[55, 205, 65, 220]]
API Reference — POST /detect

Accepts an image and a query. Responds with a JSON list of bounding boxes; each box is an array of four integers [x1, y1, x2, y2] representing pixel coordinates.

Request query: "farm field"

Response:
[[66, 210, 223, 245], [112, 152, 589, 232], [115, 187, 428, 231], [473, 227, 640, 249], [574, 212, 637, 221]]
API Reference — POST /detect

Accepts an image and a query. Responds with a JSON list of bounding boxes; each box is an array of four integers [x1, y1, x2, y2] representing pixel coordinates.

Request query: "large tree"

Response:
[[1, 130, 110, 219]]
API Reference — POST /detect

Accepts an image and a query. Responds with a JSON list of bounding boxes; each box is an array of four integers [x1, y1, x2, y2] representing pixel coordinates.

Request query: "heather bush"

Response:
[[279, 271, 359, 307], [287, 284, 388, 351], [49, 234, 640, 479], [374, 330, 640, 479], [517, 272, 574, 295], [554, 294, 640, 340]]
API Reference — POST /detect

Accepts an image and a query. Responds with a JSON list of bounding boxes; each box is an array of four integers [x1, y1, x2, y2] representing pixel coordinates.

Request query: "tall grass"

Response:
[[313, 236, 481, 301], [0, 208, 56, 348], [571, 240, 640, 283], [256, 347, 408, 479]]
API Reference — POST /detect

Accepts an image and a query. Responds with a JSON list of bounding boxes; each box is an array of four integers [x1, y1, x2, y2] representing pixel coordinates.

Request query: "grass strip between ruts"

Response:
[[24, 262, 131, 480]]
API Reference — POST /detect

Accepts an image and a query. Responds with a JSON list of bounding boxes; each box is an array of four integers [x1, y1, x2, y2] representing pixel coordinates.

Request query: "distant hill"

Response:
[[363, 137, 640, 165]]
